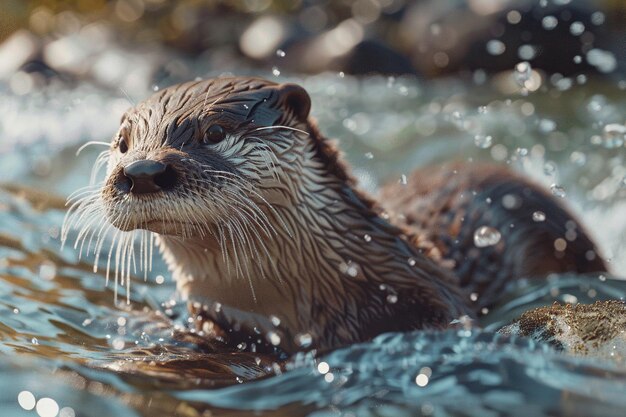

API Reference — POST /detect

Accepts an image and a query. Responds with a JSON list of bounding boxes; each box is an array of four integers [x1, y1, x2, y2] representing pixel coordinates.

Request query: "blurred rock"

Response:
[[0, 30, 40, 80], [401, 0, 618, 77], [500, 300, 626, 360], [0, 0, 624, 85]]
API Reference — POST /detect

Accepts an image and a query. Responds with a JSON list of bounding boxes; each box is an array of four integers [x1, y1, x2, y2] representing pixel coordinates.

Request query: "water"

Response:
[[1, 73, 626, 416]]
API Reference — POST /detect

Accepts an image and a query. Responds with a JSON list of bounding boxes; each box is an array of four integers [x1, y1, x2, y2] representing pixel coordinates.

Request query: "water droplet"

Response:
[[271, 67, 280, 76], [39, 261, 57, 281], [538, 118, 556, 133], [295, 333, 313, 348], [151, 84, 159, 91], [386, 294, 398, 304], [507, 10, 521, 24], [473, 226, 501, 248], [31, 337, 39, 345], [562, 294, 578, 304], [116, 317, 127, 327], [363, 234, 372, 242], [60, 407, 76, 417], [408, 257, 416, 266], [470, 292, 478, 302], [569, 21, 585, 36], [18, 391, 36, 410], [542, 16, 558, 30], [270, 315, 281, 326], [514, 61, 532, 92], [36, 397, 59, 417], [474, 134, 493, 148], [486, 40, 505, 55], [570, 151, 586, 166], [502, 194, 521, 209], [415, 373, 429, 387], [399, 174, 408, 185], [13, 308, 19, 314], [275, 49, 286, 57], [324, 373, 334, 383], [267, 331, 281, 346], [550, 184, 566, 198], [586, 49, 617, 73], [601, 123, 626, 148], [112, 338, 125, 350], [364, 152, 374, 159], [533, 211, 546, 222], [317, 361, 330, 374], [340, 261, 359, 278], [543, 161, 557, 176], [451, 111, 464, 129], [591, 11, 605, 26], [518, 44, 537, 60], [554, 238, 567, 252]]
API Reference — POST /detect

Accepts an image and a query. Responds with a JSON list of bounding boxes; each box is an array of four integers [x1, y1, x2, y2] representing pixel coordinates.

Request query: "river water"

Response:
[[0, 72, 625, 416]]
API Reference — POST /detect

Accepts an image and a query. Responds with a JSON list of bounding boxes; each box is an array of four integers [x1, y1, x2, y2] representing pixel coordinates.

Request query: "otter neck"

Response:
[[158, 148, 468, 352]]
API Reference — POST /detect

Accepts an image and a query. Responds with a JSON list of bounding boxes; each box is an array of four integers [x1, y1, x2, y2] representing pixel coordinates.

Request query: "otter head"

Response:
[[101, 77, 314, 238]]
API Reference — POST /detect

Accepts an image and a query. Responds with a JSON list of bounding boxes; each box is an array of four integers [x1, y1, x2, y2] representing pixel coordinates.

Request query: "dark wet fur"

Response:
[[382, 162, 607, 310]]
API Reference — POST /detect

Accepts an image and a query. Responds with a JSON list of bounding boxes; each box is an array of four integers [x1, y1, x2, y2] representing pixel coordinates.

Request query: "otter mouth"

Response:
[[102, 183, 224, 237], [104, 198, 199, 235]]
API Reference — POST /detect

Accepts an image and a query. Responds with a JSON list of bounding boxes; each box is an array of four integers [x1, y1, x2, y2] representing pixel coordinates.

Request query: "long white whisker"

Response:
[[76, 141, 111, 156], [249, 125, 310, 136]]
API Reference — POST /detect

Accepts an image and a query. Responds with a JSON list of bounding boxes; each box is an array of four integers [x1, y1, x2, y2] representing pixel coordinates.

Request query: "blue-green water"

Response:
[[1, 73, 625, 416]]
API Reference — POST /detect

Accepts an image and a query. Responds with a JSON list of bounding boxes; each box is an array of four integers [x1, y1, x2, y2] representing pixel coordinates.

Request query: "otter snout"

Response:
[[120, 159, 178, 195]]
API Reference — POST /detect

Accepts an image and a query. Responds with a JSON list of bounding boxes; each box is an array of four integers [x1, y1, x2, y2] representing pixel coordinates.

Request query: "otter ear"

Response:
[[276, 83, 311, 122]]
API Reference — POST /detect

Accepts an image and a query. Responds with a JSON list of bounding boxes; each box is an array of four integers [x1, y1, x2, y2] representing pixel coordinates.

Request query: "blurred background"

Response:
[[0, 0, 625, 95]]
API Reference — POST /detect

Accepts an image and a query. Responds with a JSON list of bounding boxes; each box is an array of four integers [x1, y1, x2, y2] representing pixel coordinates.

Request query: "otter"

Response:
[[64, 77, 606, 354]]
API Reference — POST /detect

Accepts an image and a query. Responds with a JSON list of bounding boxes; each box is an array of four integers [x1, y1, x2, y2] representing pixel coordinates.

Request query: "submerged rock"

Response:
[[500, 301, 626, 360]]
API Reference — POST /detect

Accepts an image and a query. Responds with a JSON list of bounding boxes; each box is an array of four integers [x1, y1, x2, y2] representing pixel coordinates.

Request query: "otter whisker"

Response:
[[249, 125, 310, 136], [225, 216, 257, 301], [66, 183, 102, 202], [77, 207, 107, 257], [190, 175, 278, 237], [195, 170, 291, 236], [91, 151, 111, 184], [66, 198, 104, 252], [119, 87, 136, 107], [76, 141, 111, 156]]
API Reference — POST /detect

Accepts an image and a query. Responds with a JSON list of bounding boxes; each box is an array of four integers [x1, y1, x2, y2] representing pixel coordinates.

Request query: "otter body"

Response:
[[382, 163, 606, 310], [68, 77, 605, 354]]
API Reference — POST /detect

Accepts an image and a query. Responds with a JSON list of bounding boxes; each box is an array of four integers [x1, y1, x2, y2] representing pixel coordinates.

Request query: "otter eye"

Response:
[[119, 137, 128, 153], [204, 125, 226, 144]]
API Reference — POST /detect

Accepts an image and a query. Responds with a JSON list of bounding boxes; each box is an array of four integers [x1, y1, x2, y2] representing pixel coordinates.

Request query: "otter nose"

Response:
[[123, 160, 169, 194]]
